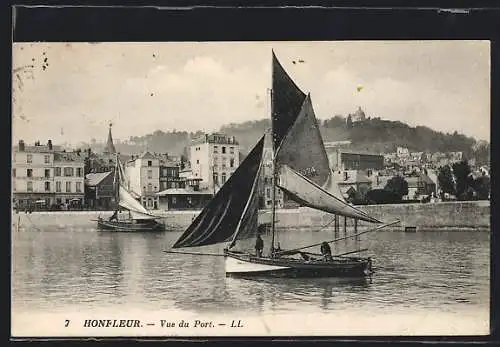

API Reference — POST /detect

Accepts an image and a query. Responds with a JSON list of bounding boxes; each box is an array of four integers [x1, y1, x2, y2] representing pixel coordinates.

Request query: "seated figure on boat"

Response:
[[320, 242, 333, 261], [270, 242, 282, 258], [255, 234, 264, 257], [109, 210, 119, 222]]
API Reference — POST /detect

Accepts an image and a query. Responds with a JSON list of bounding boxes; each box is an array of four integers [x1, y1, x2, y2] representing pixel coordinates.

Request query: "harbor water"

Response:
[[11, 222, 490, 336]]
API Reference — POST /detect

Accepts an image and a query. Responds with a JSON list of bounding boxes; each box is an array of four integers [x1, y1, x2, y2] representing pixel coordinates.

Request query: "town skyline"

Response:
[[12, 41, 490, 144]]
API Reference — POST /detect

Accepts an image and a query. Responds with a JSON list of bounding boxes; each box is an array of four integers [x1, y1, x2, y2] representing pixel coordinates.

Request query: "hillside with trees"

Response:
[[84, 114, 489, 165]]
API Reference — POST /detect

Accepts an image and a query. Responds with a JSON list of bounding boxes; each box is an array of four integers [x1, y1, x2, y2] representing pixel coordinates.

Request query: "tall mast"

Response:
[[270, 87, 277, 254]]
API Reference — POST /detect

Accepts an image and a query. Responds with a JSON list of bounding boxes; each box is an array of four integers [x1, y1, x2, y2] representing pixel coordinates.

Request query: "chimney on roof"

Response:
[[18, 140, 25, 151], [47, 139, 53, 150]]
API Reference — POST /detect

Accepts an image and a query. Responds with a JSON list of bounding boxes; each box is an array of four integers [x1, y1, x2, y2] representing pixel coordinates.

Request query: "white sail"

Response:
[[118, 185, 156, 219]]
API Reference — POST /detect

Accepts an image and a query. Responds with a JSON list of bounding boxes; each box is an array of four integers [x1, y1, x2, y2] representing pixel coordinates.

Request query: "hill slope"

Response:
[[85, 115, 488, 165]]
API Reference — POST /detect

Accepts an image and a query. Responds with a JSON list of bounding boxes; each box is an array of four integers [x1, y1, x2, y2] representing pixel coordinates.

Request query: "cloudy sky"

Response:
[[12, 41, 490, 145]]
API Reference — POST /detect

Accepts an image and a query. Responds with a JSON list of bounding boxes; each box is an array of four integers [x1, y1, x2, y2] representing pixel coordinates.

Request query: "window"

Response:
[[147, 183, 153, 192], [76, 182, 82, 192], [12, 169, 16, 177], [44, 155, 50, 164], [27, 154, 32, 163], [148, 160, 152, 167], [45, 169, 50, 178], [45, 182, 51, 192], [56, 181, 61, 192], [66, 182, 71, 193], [213, 173, 219, 185], [76, 168, 83, 177], [13, 181, 16, 191], [222, 146, 226, 154], [221, 172, 226, 183], [147, 170, 152, 179], [27, 169, 33, 177], [64, 167, 74, 176], [230, 158, 234, 168], [230, 147, 234, 154], [222, 158, 226, 168], [213, 146, 218, 153], [196, 159, 199, 164], [172, 197, 177, 204], [27, 181, 33, 192], [54, 167, 61, 176], [266, 188, 271, 198]]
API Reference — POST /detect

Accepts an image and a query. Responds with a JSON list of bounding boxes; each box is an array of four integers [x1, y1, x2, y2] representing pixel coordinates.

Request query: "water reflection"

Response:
[[12, 228, 489, 316]]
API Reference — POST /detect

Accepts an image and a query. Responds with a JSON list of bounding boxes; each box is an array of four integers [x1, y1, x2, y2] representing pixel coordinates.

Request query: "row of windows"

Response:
[[20, 181, 82, 193], [213, 146, 235, 154], [24, 154, 51, 164], [12, 167, 83, 178], [213, 172, 230, 185]]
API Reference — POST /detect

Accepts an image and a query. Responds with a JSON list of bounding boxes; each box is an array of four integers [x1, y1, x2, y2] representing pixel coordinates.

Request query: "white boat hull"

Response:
[[225, 254, 291, 274]]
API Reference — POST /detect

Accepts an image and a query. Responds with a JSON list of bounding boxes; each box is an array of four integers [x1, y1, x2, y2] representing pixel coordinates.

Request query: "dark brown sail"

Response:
[[172, 136, 265, 249], [275, 94, 330, 187], [271, 51, 306, 150]]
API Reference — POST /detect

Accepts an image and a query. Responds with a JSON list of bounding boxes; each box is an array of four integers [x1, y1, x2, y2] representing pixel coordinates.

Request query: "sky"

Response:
[[12, 41, 490, 145]]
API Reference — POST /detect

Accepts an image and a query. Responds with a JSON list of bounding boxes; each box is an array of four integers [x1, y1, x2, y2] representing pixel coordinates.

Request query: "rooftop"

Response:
[[191, 132, 239, 146], [85, 171, 113, 186], [54, 152, 85, 162]]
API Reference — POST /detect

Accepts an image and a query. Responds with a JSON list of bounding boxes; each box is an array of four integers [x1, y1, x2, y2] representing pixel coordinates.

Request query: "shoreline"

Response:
[[12, 200, 490, 232]]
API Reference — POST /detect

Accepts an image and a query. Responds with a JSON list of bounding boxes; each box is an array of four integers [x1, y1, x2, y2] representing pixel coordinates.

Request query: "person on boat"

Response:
[[320, 241, 333, 261], [109, 210, 118, 222], [255, 234, 264, 257]]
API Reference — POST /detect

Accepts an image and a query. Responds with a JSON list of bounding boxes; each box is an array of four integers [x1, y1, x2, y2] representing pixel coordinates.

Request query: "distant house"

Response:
[[404, 173, 437, 200], [85, 171, 115, 210], [336, 170, 373, 201]]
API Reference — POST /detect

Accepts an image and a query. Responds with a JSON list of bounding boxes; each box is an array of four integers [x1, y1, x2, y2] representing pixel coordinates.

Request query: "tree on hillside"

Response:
[[471, 175, 490, 200], [437, 165, 456, 196], [452, 160, 472, 199], [384, 176, 408, 200]]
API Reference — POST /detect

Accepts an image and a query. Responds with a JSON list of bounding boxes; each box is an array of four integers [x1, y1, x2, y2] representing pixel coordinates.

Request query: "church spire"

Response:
[[104, 122, 117, 154]]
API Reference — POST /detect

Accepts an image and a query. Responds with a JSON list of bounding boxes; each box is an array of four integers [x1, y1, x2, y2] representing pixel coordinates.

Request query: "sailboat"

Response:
[[95, 154, 165, 232], [168, 51, 399, 277]]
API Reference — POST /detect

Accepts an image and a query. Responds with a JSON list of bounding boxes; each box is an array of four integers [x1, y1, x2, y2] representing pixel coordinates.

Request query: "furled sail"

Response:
[[172, 136, 265, 249], [278, 165, 381, 223], [271, 50, 307, 150]]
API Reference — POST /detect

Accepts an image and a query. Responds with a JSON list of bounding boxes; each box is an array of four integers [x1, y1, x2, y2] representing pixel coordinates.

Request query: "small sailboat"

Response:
[[96, 154, 165, 232], [167, 51, 398, 277]]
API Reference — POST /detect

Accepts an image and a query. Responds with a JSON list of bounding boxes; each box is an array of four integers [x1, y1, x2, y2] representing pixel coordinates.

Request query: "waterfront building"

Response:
[[335, 170, 373, 201], [53, 151, 85, 207], [125, 151, 160, 209], [404, 173, 437, 201], [84, 171, 115, 210], [327, 148, 384, 171], [190, 132, 240, 193], [259, 146, 284, 209], [12, 140, 58, 209], [159, 156, 184, 191]]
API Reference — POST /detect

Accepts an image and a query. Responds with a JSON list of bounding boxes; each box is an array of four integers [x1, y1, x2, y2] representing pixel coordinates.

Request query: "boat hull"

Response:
[[225, 251, 372, 278], [97, 218, 165, 232]]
